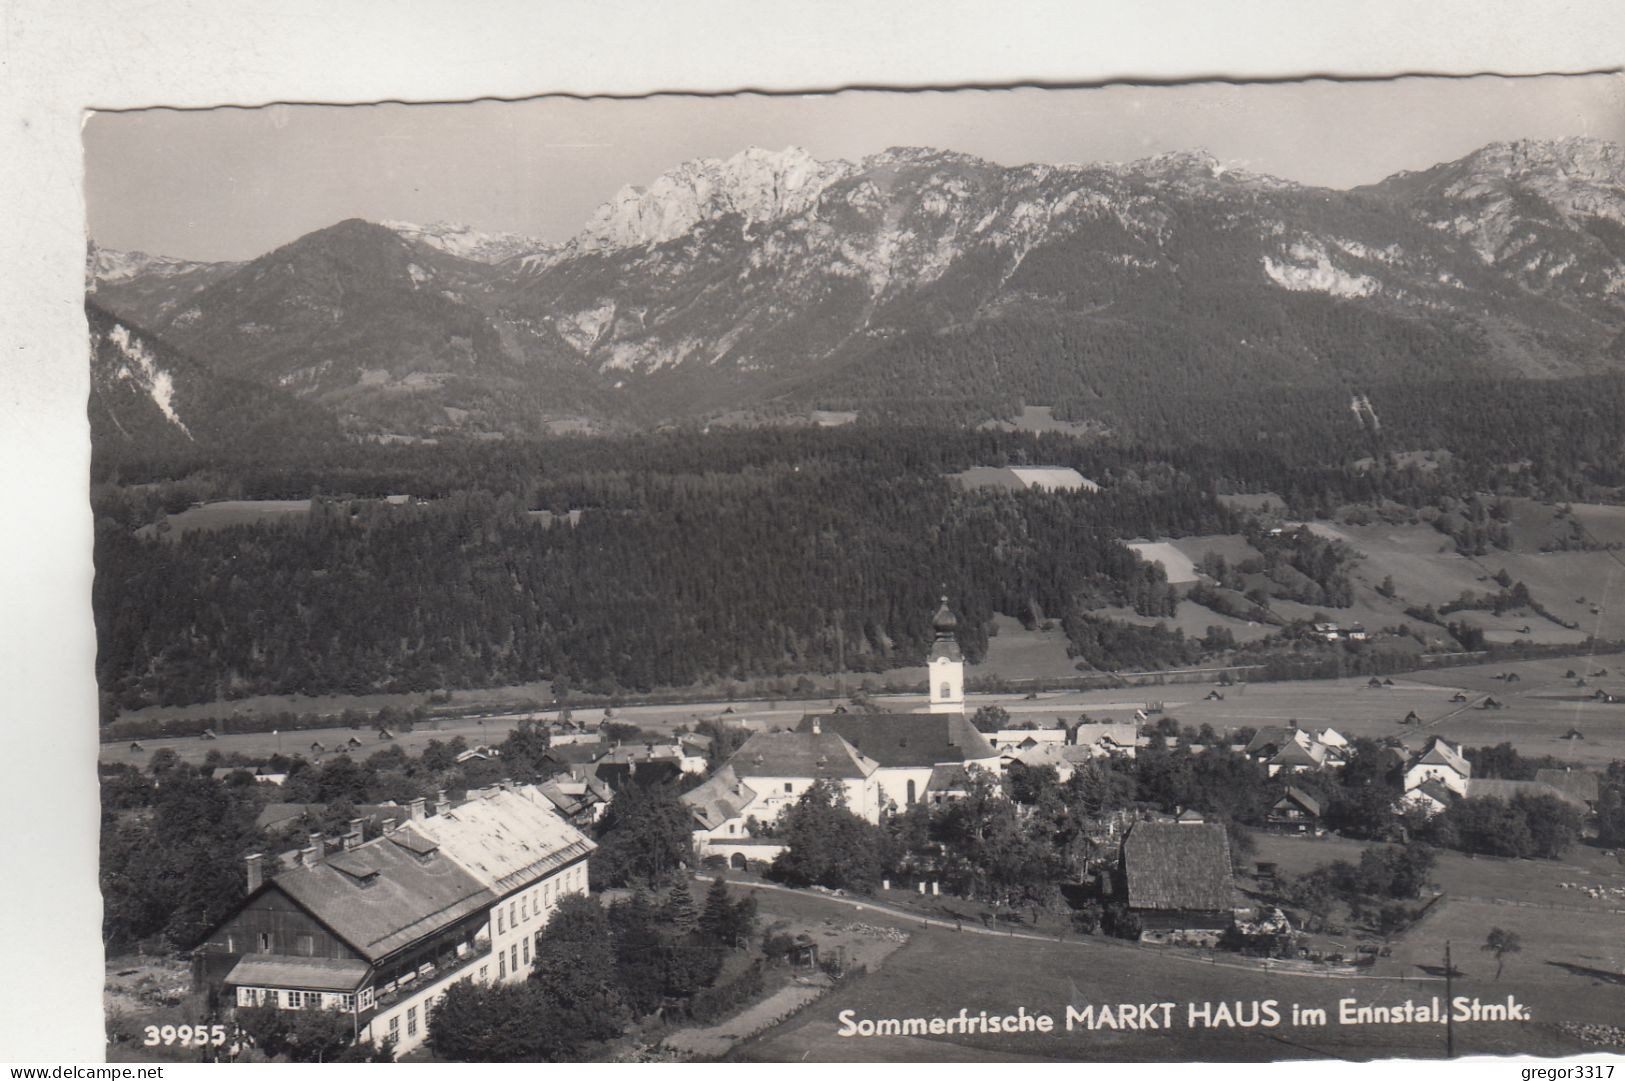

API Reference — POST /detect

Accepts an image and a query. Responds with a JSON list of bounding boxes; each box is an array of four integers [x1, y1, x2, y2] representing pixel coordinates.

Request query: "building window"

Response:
[[257, 932, 272, 953], [522, 938, 530, 965], [940, 682, 950, 699], [225, 934, 236, 953], [509, 901, 517, 927], [479, 965, 488, 983], [511, 945, 518, 972], [784, 782, 793, 793], [521, 896, 528, 920], [406, 1006, 418, 1038], [296, 934, 315, 957], [388, 1016, 399, 1041], [358, 987, 374, 1010], [499, 954, 506, 979]]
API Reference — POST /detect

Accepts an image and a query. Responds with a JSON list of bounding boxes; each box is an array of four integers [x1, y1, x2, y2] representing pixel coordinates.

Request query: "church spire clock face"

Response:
[[927, 595, 965, 715]]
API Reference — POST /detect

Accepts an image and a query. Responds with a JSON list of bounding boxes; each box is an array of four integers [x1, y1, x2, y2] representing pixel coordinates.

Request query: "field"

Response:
[[723, 882, 1602, 1062], [135, 499, 310, 539]]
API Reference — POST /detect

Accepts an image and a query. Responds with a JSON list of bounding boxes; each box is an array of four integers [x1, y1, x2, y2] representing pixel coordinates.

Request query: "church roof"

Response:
[[797, 712, 997, 769], [932, 597, 959, 635], [730, 730, 877, 780]]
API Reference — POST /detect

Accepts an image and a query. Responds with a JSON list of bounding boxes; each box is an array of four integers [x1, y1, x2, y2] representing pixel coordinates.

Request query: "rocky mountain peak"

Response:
[[575, 144, 857, 251]]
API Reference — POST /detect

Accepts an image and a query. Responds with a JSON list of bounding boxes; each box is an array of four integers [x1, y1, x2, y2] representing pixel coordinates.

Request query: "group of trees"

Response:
[[427, 880, 757, 1061], [1286, 842, 1436, 934]]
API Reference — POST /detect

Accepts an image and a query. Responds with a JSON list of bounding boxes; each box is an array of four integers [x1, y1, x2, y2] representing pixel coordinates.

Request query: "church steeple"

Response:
[[927, 595, 964, 714]]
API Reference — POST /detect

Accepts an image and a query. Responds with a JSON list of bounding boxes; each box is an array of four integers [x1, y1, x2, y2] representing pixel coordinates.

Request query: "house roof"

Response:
[[1534, 768, 1600, 803], [1275, 786, 1321, 816], [680, 764, 760, 829], [1270, 740, 1326, 768], [1072, 723, 1141, 749], [731, 729, 877, 780], [1121, 822, 1234, 913], [1465, 778, 1589, 811], [542, 743, 609, 766], [798, 712, 997, 768], [1409, 779, 1460, 807], [1007, 742, 1071, 770], [406, 787, 597, 896], [1245, 726, 1310, 756], [1414, 737, 1471, 778], [925, 763, 973, 792], [224, 955, 371, 993], [269, 834, 495, 963]]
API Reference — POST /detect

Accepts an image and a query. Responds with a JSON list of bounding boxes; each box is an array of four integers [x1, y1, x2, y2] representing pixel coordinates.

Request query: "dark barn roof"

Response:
[[1122, 821, 1234, 913], [1534, 768, 1600, 804], [798, 712, 996, 768]]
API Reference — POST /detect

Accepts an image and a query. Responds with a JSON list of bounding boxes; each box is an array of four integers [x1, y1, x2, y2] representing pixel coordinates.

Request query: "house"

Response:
[[1118, 821, 1236, 944], [1534, 767, 1601, 809], [726, 724, 885, 824], [195, 785, 594, 1058], [1068, 722, 1142, 760], [1266, 787, 1322, 833], [796, 711, 999, 813], [1000, 740, 1074, 783], [594, 740, 707, 789], [1402, 736, 1471, 797], [985, 727, 1068, 752], [1265, 739, 1328, 776], [534, 770, 613, 828], [1245, 725, 1337, 776], [923, 764, 975, 805], [1399, 779, 1460, 818]]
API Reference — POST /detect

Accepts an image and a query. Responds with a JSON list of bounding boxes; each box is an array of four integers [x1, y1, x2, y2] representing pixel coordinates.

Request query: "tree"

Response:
[[768, 779, 891, 891], [590, 783, 694, 887], [969, 705, 1011, 733], [1482, 927, 1522, 980], [427, 981, 555, 1062], [661, 878, 699, 933], [699, 877, 758, 948], [498, 719, 553, 782], [236, 1005, 361, 1063], [527, 895, 631, 1056]]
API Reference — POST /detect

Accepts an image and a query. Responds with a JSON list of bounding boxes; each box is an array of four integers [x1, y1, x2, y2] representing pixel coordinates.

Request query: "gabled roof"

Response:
[[1466, 778, 1589, 811], [1408, 779, 1460, 807], [1413, 737, 1471, 778], [1121, 822, 1234, 913], [1006, 742, 1071, 770], [1245, 726, 1310, 756], [1534, 768, 1600, 803], [1270, 740, 1326, 768], [680, 764, 760, 829], [224, 955, 371, 993], [269, 834, 495, 963], [1073, 723, 1141, 748], [731, 729, 877, 780], [407, 787, 597, 896], [798, 712, 997, 768], [1274, 786, 1321, 816]]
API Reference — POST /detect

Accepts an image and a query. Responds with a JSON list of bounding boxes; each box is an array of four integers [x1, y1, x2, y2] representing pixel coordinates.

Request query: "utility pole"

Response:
[[1444, 939, 1455, 1059]]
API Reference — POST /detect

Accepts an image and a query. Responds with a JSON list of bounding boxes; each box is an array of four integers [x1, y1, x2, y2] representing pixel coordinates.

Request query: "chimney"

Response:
[[811, 718, 821, 735], [302, 832, 324, 868], [435, 789, 450, 816], [343, 818, 364, 850], [300, 845, 319, 870], [245, 853, 264, 892], [408, 797, 427, 821]]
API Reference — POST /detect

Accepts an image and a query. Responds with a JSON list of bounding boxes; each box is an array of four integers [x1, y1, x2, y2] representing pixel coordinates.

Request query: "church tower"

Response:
[[926, 596, 965, 714]]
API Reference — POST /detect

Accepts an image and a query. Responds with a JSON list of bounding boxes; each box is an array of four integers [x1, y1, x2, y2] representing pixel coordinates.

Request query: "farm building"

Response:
[[195, 785, 594, 1059], [1266, 787, 1322, 833], [1118, 821, 1236, 943], [1534, 767, 1601, 809], [1464, 778, 1590, 813]]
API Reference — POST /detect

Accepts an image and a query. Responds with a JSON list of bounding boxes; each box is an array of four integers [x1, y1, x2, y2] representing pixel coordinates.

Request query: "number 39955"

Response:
[[142, 1024, 227, 1046]]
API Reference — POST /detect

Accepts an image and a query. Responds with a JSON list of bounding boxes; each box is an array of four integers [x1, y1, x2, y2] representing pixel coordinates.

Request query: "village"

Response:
[[98, 598, 1625, 1064]]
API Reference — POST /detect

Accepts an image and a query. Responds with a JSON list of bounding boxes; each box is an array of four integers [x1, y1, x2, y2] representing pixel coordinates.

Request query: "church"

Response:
[[681, 598, 1000, 855]]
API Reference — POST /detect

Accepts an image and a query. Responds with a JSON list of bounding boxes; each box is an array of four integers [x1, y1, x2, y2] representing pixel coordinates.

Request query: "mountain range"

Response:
[[87, 137, 1625, 444]]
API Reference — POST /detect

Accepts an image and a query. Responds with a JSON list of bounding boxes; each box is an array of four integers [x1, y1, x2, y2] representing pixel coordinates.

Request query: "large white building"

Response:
[[196, 784, 595, 1058]]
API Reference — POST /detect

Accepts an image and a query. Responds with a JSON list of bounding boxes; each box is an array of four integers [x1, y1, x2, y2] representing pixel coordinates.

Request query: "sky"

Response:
[[84, 74, 1625, 263]]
